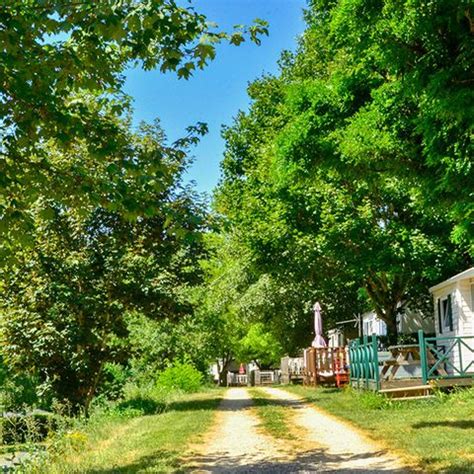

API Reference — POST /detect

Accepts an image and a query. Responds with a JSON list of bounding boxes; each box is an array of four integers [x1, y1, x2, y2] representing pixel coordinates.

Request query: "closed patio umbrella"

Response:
[[311, 301, 327, 348]]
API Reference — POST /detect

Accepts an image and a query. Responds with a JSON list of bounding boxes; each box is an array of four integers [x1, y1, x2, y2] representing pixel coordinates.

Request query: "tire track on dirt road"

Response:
[[187, 386, 410, 473]]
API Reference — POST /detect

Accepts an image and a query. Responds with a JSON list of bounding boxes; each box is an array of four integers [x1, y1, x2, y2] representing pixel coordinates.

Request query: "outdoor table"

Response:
[[381, 345, 422, 381], [381, 344, 448, 381]]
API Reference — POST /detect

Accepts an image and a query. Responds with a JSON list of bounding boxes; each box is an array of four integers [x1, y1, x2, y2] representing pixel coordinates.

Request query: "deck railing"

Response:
[[346, 332, 474, 392], [303, 347, 349, 387], [227, 373, 248, 386], [419, 330, 474, 384], [258, 371, 276, 385], [348, 335, 380, 390]]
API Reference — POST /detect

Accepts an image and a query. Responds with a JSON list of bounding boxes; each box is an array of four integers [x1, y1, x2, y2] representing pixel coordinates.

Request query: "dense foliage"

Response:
[[211, 0, 473, 343], [0, 1, 268, 413], [156, 361, 204, 393], [0, 122, 207, 412], [0, 0, 267, 250], [0, 0, 472, 432]]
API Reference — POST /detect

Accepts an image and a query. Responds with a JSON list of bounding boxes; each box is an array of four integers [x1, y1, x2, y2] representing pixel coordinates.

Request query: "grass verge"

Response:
[[28, 389, 224, 473], [248, 388, 295, 441], [285, 385, 474, 473]]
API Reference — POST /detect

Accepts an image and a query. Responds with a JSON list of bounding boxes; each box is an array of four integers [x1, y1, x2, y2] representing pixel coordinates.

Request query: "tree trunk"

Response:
[[217, 352, 232, 387], [365, 271, 408, 345], [218, 368, 228, 387], [83, 360, 104, 417], [380, 310, 398, 345]]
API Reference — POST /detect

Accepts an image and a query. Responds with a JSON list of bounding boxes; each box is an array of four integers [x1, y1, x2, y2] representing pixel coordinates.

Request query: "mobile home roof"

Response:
[[429, 267, 474, 293]]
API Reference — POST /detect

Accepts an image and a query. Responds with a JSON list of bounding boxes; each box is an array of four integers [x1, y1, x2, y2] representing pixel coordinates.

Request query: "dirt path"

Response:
[[188, 387, 295, 472], [261, 387, 408, 472], [188, 387, 410, 473]]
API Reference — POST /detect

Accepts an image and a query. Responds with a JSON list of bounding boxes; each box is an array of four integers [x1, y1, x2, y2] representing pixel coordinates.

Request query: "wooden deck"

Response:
[[381, 376, 474, 390], [350, 335, 474, 399], [430, 376, 474, 388], [381, 378, 428, 390], [379, 376, 474, 399]]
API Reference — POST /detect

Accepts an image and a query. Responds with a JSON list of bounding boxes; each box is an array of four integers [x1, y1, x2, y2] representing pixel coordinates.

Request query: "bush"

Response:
[[0, 372, 40, 411], [115, 383, 169, 416], [356, 390, 392, 410], [99, 363, 132, 400], [1, 410, 59, 445], [156, 361, 203, 393]]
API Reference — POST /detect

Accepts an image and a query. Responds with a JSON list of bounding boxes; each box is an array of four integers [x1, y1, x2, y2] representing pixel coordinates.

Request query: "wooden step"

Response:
[[390, 395, 436, 401], [380, 384, 431, 393], [380, 384, 432, 399]]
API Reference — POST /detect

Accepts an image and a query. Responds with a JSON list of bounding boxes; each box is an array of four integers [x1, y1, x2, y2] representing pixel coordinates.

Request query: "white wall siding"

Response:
[[430, 269, 474, 376], [457, 278, 474, 373], [362, 310, 387, 337], [458, 279, 474, 336], [399, 309, 435, 334], [432, 280, 474, 375]]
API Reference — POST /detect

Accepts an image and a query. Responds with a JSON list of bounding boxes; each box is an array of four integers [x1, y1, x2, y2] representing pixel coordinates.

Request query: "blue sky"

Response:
[[124, 0, 306, 195]]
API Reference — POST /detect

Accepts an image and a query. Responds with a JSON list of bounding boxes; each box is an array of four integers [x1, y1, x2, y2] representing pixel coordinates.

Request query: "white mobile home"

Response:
[[429, 268, 474, 337], [362, 310, 387, 337], [429, 267, 474, 374], [361, 308, 434, 338]]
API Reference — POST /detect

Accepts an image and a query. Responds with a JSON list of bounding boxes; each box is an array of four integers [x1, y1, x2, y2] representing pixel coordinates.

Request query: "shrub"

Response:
[[156, 361, 203, 393], [115, 383, 168, 416], [99, 363, 132, 400], [1, 410, 59, 445], [357, 390, 392, 410], [0, 371, 40, 411]]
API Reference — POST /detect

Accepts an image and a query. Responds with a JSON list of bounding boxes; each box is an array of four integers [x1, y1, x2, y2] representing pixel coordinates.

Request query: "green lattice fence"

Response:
[[348, 335, 380, 390]]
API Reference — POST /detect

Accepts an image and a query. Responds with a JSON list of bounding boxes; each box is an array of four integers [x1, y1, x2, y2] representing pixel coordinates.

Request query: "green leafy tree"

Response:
[[236, 323, 283, 368], [0, 122, 207, 412], [198, 230, 333, 384], [325, 0, 474, 247], [0, 1, 267, 244], [0, 1, 270, 406], [127, 313, 213, 381], [213, 0, 472, 342], [196, 233, 253, 385]]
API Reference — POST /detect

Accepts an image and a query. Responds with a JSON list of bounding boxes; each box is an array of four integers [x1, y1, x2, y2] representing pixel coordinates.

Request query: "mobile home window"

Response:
[[364, 320, 373, 335], [440, 295, 453, 331], [396, 313, 402, 333]]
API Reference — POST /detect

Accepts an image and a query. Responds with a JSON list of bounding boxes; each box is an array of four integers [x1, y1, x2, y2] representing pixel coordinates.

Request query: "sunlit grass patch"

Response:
[[27, 389, 224, 473], [248, 388, 296, 441]]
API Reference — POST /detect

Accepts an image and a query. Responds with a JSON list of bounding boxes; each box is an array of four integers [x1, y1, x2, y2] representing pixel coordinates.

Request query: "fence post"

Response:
[[350, 340, 360, 388], [363, 335, 369, 388], [354, 341, 360, 389], [357, 342, 362, 389], [372, 334, 380, 391], [458, 339, 464, 375], [419, 330, 428, 384]]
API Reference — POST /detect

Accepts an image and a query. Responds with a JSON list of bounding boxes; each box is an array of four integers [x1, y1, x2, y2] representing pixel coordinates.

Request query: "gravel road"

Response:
[[189, 387, 410, 473]]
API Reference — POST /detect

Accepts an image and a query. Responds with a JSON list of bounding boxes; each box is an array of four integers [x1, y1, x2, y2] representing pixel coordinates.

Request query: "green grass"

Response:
[[285, 385, 474, 473], [28, 389, 224, 473], [248, 388, 295, 441]]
